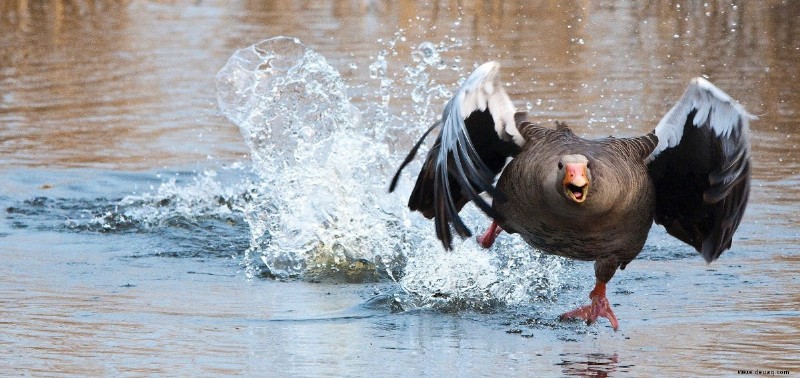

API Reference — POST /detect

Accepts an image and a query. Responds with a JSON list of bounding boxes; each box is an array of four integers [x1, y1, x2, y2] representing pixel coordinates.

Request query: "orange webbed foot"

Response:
[[559, 281, 619, 331]]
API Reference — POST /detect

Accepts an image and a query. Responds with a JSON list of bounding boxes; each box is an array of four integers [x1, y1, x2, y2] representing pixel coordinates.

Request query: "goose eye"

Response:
[[557, 161, 563, 170]]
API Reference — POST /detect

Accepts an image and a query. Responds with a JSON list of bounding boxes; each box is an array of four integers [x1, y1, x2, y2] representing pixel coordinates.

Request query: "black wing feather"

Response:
[[389, 62, 523, 249], [427, 108, 519, 248], [647, 78, 753, 262]]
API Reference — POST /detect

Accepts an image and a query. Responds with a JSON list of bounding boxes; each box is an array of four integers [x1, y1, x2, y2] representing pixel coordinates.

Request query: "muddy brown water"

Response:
[[1, 1, 798, 376]]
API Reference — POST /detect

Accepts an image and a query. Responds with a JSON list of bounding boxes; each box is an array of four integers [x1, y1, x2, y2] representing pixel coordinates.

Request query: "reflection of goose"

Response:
[[390, 62, 753, 330], [558, 352, 619, 377]]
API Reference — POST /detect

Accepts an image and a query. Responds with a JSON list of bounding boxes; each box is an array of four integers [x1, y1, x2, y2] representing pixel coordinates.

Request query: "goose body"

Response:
[[390, 62, 753, 330], [496, 127, 656, 274]]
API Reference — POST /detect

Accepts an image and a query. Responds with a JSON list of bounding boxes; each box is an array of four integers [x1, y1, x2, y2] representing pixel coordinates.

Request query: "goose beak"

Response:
[[563, 163, 589, 203]]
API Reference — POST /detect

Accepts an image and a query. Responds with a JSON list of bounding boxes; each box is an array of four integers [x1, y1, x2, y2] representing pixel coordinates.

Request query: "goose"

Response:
[[389, 61, 752, 330]]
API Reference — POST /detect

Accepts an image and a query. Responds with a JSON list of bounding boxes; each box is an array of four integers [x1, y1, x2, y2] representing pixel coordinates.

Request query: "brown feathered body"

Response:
[[495, 123, 657, 281]]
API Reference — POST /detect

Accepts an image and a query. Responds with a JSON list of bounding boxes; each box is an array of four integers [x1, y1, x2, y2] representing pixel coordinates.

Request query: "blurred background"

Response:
[[1, 0, 797, 172]]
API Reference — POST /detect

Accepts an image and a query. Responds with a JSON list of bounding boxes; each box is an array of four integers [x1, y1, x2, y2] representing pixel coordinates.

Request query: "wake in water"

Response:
[[211, 36, 567, 309], [5, 36, 569, 311]]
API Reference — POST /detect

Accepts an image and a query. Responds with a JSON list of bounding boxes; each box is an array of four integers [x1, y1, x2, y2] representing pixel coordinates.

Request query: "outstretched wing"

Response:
[[647, 77, 754, 262], [389, 61, 525, 249]]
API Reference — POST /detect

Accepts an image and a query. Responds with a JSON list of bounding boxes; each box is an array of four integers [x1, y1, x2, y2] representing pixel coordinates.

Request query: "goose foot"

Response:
[[559, 281, 619, 331]]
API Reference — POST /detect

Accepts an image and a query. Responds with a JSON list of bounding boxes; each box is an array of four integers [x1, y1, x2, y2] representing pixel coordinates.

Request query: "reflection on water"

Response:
[[1, 0, 798, 376], [557, 353, 622, 377]]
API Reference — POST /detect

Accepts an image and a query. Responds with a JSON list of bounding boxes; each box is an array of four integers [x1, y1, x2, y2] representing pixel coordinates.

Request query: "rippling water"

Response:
[[1, 1, 798, 376]]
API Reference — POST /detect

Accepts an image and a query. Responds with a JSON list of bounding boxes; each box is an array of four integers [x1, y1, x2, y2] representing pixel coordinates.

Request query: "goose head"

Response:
[[558, 154, 591, 204]]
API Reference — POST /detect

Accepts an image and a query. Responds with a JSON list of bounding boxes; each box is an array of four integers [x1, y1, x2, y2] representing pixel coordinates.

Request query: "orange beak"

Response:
[[563, 163, 589, 203]]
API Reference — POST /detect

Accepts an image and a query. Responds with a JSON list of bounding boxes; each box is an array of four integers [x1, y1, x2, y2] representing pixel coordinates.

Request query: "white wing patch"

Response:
[[648, 77, 756, 162], [455, 61, 523, 146]]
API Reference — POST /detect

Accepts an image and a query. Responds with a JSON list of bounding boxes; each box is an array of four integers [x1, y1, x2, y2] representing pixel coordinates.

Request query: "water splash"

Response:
[[5, 169, 252, 259], [213, 36, 567, 309], [360, 31, 464, 147], [114, 170, 245, 228], [215, 37, 358, 167], [215, 37, 408, 280], [400, 231, 566, 312]]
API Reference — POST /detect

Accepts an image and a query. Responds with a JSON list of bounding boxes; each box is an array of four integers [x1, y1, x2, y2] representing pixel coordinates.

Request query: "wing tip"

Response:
[[690, 76, 757, 121], [478, 60, 500, 71], [469, 61, 501, 88], [700, 244, 724, 263]]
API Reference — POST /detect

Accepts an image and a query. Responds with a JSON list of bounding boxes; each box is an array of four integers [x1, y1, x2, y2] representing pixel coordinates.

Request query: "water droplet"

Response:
[[416, 41, 442, 67], [368, 56, 387, 79]]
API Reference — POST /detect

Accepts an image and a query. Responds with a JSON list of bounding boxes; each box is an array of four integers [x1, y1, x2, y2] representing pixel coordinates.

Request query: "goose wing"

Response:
[[647, 77, 754, 262], [389, 61, 525, 249]]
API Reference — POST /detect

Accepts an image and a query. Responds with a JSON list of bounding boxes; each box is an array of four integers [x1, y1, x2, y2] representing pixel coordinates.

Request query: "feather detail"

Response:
[[392, 61, 522, 249], [647, 78, 752, 262]]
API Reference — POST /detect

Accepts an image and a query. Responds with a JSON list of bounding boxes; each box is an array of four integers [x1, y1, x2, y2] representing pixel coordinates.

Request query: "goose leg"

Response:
[[476, 221, 503, 248], [559, 280, 619, 331]]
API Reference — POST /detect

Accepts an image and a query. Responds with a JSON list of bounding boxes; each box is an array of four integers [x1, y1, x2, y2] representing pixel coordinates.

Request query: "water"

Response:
[[2, 1, 799, 376]]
